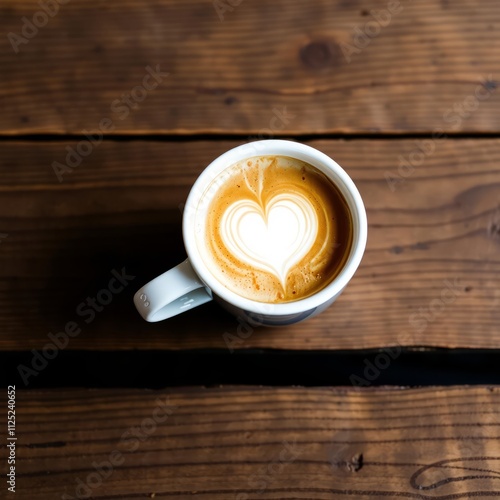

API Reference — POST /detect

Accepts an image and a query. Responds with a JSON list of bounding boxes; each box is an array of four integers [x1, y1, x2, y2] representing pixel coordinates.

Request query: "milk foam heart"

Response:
[[198, 155, 353, 303], [220, 194, 318, 285]]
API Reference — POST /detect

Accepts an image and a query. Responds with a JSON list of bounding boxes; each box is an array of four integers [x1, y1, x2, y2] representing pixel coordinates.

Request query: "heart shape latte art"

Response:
[[220, 193, 318, 285]]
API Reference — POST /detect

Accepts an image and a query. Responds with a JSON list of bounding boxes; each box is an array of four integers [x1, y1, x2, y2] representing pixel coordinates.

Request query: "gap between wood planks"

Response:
[[2, 349, 500, 389], [2, 132, 500, 142]]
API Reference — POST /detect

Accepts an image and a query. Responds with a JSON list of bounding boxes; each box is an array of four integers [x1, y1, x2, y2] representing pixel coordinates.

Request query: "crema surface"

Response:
[[196, 155, 353, 303]]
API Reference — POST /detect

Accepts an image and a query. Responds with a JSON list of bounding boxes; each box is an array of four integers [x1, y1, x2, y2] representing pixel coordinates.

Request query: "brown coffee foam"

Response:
[[197, 155, 353, 303]]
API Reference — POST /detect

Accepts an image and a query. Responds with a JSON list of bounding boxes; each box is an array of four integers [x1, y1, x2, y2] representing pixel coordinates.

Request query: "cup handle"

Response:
[[133, 259, 212, 322]]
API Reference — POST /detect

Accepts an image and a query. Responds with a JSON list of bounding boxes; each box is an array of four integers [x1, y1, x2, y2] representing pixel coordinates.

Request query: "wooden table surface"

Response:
[[1, 0, 500, 498], [16, 387, 500, 499]]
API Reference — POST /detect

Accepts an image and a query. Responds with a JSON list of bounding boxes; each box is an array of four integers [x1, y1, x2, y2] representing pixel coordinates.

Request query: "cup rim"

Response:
[[183, 139, 367, 316]]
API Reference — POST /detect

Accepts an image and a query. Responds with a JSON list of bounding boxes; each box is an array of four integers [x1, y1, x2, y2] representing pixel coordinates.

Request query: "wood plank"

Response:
[[13, 386, 500, 499], [0, 139, 499, 351], [1, 0, 499, 134]]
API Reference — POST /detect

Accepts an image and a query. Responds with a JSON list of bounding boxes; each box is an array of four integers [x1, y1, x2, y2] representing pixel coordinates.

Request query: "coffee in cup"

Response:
[[195, 155, 353, 303]]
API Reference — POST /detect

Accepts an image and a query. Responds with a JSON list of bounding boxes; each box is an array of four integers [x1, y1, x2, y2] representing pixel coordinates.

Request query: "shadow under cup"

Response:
[[184, 140, 367, 326]]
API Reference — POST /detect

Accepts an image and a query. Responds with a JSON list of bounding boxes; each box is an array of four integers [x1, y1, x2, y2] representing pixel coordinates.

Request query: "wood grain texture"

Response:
[[14, 386, 500, 499], [1, 0, 499, 134], [0, 139, 499, 351]]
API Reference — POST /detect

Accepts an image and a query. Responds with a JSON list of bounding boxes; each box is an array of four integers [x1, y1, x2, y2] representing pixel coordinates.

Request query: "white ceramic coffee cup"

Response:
[[134, 140, 367, 326]]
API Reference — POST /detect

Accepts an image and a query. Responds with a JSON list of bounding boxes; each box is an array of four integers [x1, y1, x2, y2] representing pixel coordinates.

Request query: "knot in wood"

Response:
[[300, 40, 340, 70]]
